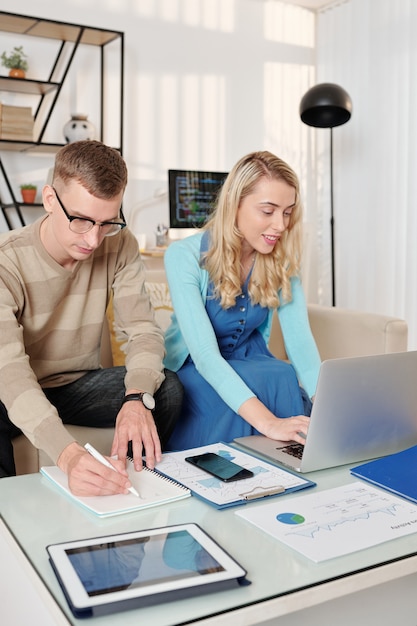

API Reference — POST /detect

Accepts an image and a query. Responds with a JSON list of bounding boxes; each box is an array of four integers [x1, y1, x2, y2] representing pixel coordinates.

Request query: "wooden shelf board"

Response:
[[0, 11, 123, 229], [0, 140, 65, 153], [1, 202, 43, 209], [0, 77, 59, 95], [0, 11, 121, 46]]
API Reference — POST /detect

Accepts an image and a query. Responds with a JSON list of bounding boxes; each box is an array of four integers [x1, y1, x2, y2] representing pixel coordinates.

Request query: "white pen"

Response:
[[84, 443, 140, 497]]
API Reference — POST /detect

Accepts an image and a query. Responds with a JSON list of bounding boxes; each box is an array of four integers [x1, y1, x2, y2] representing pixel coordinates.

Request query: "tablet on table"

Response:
[[47, 523, 248, 618]]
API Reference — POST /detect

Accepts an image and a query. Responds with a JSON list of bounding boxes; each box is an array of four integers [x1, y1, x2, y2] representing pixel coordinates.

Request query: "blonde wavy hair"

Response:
[[203, 151, 303, 309]]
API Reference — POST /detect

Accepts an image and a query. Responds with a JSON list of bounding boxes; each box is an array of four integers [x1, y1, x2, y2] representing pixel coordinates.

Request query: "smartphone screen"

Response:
[[185, 452, 254, 482]]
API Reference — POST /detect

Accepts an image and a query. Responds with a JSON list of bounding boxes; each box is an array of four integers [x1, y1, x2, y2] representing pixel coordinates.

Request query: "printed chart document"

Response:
[[40, 462, 190, 518], [236, 481, 417, 562], [154, 443, 315, 509]]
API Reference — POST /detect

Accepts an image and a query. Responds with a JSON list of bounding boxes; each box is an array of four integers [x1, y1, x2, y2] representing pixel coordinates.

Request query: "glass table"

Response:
[[1, 463, 417, 625]]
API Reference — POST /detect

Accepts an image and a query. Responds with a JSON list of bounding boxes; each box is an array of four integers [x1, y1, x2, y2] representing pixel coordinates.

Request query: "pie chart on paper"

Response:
[[276, 512, 305, 525]]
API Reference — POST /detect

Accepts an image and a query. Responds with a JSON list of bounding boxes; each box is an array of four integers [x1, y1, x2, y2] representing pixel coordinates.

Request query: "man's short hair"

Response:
[[52, 140, 128, 199]]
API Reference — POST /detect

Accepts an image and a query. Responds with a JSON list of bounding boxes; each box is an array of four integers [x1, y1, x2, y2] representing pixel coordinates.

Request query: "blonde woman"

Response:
[[164, 151, 321, 450]]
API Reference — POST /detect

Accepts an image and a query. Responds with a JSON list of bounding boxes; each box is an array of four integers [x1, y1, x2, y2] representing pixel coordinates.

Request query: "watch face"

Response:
[[142, 392, 155, 410]]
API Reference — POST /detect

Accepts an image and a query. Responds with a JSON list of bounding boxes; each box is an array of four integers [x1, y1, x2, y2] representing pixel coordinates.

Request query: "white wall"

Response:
[[315, 0, 417, 348], [1, 0, 319, 299], [6, 2, 413, 343]]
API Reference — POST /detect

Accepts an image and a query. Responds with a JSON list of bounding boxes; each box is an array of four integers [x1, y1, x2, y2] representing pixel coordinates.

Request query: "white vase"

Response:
[[63, 114, 96, 143]]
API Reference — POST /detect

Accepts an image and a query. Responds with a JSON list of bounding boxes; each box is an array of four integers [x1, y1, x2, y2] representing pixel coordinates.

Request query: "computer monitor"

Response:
[[168, 169, 228, 230]]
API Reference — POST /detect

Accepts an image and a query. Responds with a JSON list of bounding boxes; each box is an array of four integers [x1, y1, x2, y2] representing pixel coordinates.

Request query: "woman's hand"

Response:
[[263, 414, 309, 444], [238, 396, 310, 444]]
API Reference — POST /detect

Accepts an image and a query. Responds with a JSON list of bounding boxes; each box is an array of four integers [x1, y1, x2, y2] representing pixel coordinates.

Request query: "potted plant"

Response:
[[20, 184, 37, 204], [1, 45, 28, 78]]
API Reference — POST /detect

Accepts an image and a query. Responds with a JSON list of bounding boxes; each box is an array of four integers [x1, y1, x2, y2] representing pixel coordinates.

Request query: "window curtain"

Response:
[[314, 0, 417, 348]]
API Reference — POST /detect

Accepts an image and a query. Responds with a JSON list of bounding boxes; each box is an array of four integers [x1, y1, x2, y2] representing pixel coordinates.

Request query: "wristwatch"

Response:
[[122, 392, 155, 411]]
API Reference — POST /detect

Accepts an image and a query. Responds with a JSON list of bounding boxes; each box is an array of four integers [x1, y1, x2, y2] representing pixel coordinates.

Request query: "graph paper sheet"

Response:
[[236, 481, 417, 562]]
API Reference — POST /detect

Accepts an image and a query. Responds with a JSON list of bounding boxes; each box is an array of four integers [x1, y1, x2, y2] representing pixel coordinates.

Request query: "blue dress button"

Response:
[[239, 306, 246, 312]]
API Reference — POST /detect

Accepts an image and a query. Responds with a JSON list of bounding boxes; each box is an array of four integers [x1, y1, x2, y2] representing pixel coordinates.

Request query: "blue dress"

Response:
[[166, 275, 311, 451]]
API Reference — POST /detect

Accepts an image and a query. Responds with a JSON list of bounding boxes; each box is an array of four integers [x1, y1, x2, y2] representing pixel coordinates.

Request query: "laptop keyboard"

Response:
[[282, 443, 304, 459]]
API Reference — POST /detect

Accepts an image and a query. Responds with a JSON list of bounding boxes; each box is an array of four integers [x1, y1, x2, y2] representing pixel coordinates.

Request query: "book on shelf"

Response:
[[40, 460, 191, 518], [1, 129, 33, 137], [1, 104, 32, 117], [0, 133, 34, 141], [0, 126, 34, 139], [0, 103, 34, 141], [1, 122, 33, 130]]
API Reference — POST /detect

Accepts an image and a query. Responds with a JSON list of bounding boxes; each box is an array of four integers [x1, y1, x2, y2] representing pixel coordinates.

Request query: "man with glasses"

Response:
[[0, 140, 183, 496]]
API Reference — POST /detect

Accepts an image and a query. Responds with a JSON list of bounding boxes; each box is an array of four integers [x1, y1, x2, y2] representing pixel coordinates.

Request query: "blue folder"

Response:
[[351, 444, 417, 503]]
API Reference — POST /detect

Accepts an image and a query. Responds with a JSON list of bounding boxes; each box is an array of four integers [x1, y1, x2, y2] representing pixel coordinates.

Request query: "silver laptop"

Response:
[[234, 351, 417, 473]]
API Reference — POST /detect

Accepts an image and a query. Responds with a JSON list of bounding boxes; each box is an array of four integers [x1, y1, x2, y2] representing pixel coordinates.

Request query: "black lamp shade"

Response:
[[300, 83, 352, 128]]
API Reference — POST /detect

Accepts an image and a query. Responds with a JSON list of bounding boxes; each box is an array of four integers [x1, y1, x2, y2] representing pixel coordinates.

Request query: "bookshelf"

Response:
[[0, 10, 124, 230]]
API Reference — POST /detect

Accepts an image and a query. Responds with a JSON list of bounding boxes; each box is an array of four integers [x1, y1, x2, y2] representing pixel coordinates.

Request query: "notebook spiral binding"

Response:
[[126, 457, 190, 492]]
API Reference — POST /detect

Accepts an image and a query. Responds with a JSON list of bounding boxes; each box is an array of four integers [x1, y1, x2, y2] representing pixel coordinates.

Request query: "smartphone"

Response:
[[185, 452, 254, 482]]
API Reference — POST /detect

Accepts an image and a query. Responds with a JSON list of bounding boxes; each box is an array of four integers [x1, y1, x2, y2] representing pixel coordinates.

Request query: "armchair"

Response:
[[269, 303, 408, 361]]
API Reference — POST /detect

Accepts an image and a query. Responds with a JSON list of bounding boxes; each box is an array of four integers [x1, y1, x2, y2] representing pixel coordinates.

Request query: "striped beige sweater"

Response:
[[0, 217, 165, 463]]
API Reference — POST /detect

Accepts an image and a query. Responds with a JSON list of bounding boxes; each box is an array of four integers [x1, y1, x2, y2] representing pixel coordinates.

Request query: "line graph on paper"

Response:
[[236, 482, 417, 562], [155, 443, 310, 506], [285, 488, 403, 539]]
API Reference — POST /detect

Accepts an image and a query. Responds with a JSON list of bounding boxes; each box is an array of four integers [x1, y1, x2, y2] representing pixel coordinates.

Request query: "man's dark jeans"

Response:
[[0, 367, 183, 477]]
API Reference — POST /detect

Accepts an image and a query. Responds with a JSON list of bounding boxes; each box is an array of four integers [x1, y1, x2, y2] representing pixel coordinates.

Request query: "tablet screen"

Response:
[[65, 529, 225, 598], [47, 523, 247, 616]]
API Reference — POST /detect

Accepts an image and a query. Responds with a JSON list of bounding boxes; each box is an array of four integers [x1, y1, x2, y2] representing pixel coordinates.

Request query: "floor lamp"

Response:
[[299, 82, 352, 306]]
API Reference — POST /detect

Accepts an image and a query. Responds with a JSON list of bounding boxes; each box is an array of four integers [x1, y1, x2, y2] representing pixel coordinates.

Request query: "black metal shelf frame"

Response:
[[0, 10, 124, 229]]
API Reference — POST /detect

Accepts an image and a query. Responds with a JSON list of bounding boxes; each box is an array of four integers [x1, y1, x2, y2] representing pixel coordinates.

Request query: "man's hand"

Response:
[[111, 397, 162, 471], [57, 441, 133, 497]]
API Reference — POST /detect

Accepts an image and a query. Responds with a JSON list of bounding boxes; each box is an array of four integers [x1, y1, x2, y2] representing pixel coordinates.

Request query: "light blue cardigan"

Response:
[[163, 232, 321, 413]]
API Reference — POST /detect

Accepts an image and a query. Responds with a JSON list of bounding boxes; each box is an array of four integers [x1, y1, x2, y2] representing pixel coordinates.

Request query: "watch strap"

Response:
[[121, 393, 145, 405]]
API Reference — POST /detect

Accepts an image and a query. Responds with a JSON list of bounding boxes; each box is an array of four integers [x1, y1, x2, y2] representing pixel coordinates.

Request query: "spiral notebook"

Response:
[[40, 461, 190, 518]]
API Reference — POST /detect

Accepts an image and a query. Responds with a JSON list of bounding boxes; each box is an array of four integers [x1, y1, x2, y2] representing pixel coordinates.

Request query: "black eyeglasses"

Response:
[[52, 187, 127, 236]]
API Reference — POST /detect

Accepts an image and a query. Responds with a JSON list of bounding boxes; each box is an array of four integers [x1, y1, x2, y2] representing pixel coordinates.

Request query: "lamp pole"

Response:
[[330, 126, 335, 307], [299, 82, 352, 307]]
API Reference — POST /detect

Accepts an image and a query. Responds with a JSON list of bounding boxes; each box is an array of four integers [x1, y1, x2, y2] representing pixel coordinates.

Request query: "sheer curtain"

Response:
[[313, 0, 417, 348]]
